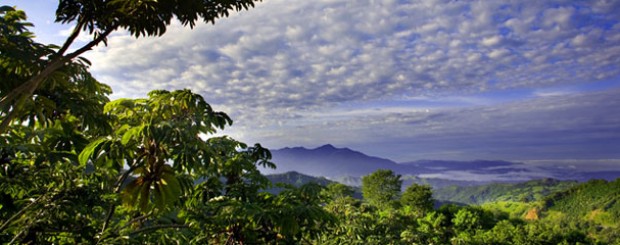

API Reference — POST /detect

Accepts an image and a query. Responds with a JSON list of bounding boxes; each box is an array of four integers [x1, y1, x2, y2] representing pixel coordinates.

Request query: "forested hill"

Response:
[[544, 178, 620, 227], [433, 178, 579, 205], [265, 171, 334, 187]]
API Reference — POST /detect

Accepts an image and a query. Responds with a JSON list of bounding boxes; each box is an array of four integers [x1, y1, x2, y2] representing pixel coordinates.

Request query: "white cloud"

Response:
[[481, 35, 502, 46], [76, 0, 620, 160]]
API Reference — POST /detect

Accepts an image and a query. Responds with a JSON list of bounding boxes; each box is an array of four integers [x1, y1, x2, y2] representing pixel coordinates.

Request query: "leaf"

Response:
[[121, 125, 143, 145], [78, 137, 109, 166], [153, 184, 166, 211], [138, 180, 151, 212], [122, 177, 142, 208], [160, 170, 182, 204]]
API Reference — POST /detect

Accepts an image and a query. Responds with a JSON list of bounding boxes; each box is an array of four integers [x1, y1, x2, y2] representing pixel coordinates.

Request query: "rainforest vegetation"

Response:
[[1, 2, 619, 244]]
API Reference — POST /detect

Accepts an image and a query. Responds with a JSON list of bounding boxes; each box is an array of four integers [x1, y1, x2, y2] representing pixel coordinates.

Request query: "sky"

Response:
[[5, 0, 620, 165]]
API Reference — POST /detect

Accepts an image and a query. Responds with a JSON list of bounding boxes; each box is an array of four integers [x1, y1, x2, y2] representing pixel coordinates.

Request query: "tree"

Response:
[[1, 6, 339, 243], [361, 169, 402, 209], [1, 7, 113, 243], [322, 182, 355, 202], [401, 183, 434, 216], [0, 0, 262, 132]]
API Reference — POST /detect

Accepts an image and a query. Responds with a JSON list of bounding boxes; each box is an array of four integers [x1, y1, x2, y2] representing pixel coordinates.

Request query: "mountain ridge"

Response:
[[262, 144, 620, 187]]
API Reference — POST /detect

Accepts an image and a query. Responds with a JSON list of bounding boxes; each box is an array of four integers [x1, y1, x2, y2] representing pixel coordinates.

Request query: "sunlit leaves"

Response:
[[1, 6, 112, 134], [361, 169, 402, 209], [401, 183, 434, 217], [82, 90, 234, 213], [0, 6, 51, 77]]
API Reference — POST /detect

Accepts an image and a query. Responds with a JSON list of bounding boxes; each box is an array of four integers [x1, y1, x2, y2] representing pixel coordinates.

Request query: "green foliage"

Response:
[[1, 5, 338, 244], [265, 171, 335, 195], [1, 6, 112, 133], [434, 178, 578, 205], [401, 183, 434, 216], [362, 169, 402, 209], [545, 179, 620, 219], [482, 201, 537, 220], [542, 178, 620, 243], [56, 0, 261, 38], [322, 182, 356, 201]]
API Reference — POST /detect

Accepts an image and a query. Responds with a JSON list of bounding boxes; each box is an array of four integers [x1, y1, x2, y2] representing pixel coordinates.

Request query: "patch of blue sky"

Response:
[[5, 0, 65, 45]]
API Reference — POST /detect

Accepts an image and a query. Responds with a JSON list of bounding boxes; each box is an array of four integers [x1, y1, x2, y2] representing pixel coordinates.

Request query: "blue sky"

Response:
[[6, 0, 620, 166]]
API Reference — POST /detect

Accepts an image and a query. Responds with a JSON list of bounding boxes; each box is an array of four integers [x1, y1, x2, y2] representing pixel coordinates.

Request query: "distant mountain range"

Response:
[[260, 144, 620, 188]]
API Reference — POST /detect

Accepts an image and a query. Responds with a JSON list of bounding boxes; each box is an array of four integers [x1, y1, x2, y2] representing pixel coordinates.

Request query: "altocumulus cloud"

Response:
[[83, 0, 620, 161]]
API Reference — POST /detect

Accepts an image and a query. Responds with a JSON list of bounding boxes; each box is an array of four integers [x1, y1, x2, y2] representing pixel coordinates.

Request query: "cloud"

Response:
[[87, 0, 620, 103], [80, 0, 620, 161], [244, 88, 620, 161]]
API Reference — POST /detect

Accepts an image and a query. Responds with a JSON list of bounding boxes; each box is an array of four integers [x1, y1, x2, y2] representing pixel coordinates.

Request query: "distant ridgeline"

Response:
[[265, 144, 620, 188]]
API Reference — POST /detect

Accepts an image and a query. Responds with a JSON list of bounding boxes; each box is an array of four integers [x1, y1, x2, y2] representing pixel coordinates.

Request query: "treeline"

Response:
[[267, 170, 620, 244], [315, 170, 619, 244]]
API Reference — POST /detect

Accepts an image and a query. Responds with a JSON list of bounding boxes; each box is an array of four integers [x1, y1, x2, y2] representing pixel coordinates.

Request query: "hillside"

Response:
[[544, 178, 620, 224], [434, 178, 578, 205], [265, 171, 334, 187], [264, 171, 337, 195]]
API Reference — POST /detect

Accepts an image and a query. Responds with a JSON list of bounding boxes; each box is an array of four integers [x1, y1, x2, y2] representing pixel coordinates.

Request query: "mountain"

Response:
[[262, 144, 529, 187], [262, 144, 620, 188], [262, 144, 403, 178]]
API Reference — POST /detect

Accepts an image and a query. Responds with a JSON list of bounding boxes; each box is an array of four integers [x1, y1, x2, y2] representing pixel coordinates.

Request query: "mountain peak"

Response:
[[315, 144, 337, 151]]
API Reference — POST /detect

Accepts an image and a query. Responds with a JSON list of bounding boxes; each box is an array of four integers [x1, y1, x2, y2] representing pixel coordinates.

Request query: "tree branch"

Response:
[[98, 157, 143, 241], [118, 213, 152, 231], [64, 24, 119, 61], [0, 193, 46, 233], [128, 224, 190, 237], [0, 23, 119, 134], [57, 20, 85, 56]]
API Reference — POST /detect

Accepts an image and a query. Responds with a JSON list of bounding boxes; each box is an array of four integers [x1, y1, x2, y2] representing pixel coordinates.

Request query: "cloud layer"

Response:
[[80, 0, 620, 161]]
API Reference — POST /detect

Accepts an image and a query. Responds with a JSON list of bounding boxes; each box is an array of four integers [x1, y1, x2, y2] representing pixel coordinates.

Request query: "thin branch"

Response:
[[0, 194, 46, 233], [8, 229, 25, 244], [0, 23, 119, 134], [0, 59, 66, 132], [114, 155, 145, 191], [128, 224, 190, 237], [7, 205, 47, 244], [64, 24, 119, 62], [118, 213, 152, 231], [98, 157, 143, 242], [57, 20, 85, 56]]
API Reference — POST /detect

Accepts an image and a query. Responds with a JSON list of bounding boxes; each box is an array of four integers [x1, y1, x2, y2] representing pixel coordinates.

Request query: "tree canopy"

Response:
[[401, 183, 434, 216], [361, 169, 402, 209], [0, 4, 335, 244]]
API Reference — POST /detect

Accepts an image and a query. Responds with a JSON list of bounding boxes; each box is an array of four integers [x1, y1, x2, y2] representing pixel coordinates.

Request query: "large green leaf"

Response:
[[78, 137, 110, 166]]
